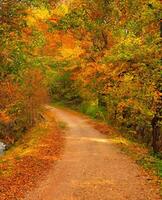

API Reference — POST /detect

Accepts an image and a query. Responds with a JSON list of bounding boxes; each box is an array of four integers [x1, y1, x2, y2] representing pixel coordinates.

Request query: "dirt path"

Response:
[[24, 107, 160, 200]]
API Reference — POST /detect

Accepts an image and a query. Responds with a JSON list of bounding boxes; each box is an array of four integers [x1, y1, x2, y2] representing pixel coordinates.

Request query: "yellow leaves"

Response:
[[53, 3, 69, 17], [123, 74, 134, 82], [112, 137, 129, 146], [118, 36, 142, 51], [52, 0, 77, 17], [26, 15, 37, 27], [26, 7, 50, 27], [60, 46, 83, 59], [49, 32, 84, 59], [127, 37, 142, 46], [32, 7, 50, 20], [82, 63, 105, 77]]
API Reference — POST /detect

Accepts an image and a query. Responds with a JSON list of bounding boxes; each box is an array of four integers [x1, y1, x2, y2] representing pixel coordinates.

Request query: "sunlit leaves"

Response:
[[53, 3, 69, 17], [51, 0, 162, 151], [0, 0, 161, 152], [104, 36, 142, 62], [26, 6, 50, 26]]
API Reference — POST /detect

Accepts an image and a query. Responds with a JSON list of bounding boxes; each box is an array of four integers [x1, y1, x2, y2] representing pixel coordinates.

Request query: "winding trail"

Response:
[[24, 107, 160, 200]]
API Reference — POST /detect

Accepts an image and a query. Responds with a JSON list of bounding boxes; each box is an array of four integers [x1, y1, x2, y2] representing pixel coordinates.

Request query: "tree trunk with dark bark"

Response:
[[151, 114, 160, 153]]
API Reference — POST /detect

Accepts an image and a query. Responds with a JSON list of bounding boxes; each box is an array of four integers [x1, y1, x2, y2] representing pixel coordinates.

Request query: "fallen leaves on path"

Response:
[[0, 110, 64, 200]]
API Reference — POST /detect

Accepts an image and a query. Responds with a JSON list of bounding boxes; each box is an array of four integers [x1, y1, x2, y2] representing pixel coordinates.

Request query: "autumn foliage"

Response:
[[48, 0, 162, 153], [0, 69, 48, 143], [0, 0, 49, 143], [0, 0, 162, 154]]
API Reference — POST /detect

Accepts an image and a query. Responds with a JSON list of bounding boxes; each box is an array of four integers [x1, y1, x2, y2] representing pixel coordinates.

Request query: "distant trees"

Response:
[[50, 0, 162, 153]]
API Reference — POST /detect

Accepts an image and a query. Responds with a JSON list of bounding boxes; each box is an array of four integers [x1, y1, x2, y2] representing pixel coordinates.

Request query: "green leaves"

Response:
[[53, 8, 88, 31]]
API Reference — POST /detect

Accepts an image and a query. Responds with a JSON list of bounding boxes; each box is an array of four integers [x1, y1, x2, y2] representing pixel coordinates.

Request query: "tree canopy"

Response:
[[0, 0, 162, 152]]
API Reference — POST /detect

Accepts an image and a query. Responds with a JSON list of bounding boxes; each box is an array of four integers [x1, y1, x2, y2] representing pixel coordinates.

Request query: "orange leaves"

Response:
[[22, 69, 49, 117], [0, 110, 64, 200], [0, 69, 48, 141], [26, 7, 50, 27], [78, 62, 105, 83], [43, 31, 61, 56], [22, 27, 32, 36], [61, 33, 75, 48], [49, 17, 58, 23], [43, 29, 83, 58], [0, 112, 11, 125], [37, 21, 49, 32], [80, 40, 92, 49], [0, 79, 21, 110], [9, 32, 16, 38]]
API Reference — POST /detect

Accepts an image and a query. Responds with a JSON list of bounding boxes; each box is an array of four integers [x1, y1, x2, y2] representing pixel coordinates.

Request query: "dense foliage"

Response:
[[0, 0, 162, 153], [50, 0, 162, 153], [0, 0, 50, 142]]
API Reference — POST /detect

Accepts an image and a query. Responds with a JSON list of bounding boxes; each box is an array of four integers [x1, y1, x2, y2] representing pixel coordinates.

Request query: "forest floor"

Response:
[[0, 108, 64, 200], [22, 106, 161, 200]]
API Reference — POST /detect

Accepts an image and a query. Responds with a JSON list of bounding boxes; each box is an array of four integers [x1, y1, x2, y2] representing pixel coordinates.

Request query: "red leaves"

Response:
[[49, 17, 58, 23]]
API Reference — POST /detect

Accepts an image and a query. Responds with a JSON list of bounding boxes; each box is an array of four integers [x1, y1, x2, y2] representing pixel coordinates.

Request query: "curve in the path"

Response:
[[24, 107, 160, 200]]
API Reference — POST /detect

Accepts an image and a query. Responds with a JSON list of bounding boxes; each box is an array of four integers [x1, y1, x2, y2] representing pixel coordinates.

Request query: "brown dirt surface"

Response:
[[23, 106, 161, 200]]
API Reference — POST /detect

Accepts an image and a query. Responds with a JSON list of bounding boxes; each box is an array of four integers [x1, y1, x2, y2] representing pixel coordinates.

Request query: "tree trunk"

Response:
[[151, 115, 160, 153]]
